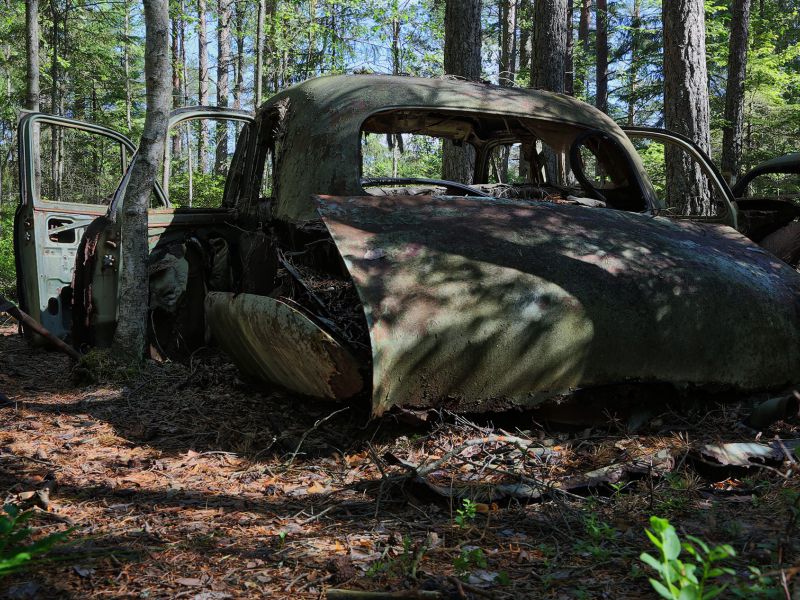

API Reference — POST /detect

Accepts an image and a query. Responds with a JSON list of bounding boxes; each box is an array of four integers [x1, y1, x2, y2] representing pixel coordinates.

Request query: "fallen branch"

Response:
[[0, 295, 80, 361]]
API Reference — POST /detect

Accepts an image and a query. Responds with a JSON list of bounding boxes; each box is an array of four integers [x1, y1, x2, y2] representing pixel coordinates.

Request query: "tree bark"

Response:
[[441, 0, 482, 183], [197, 0, 209, 173], [124, 0, 132, 131], [595, 0, 608, 113], [25, 0, 40, 112], [518, 0, 531, 82], [720, 0, 752, 184], [531, 0, 568, 183], [663, 0, 712, 214], [577, 0, 590, 94], [626, 0, 640, 125], [113, 0, 171, 360], [26, 0, 41, 193], [565, 0, 574, 94], [499, 0, 517, 86], [531, 0, 568, 93], [233, 2, 245, 111], [215, 0, 231, 175], [255, 0, 265, 107]]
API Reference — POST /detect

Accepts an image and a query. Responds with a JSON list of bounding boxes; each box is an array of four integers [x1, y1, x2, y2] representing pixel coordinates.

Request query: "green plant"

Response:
[[453, 547, 487, 577], [367, 535, 425, 579], [640, 516, 736, 599], [0, 504, 73, 577], [454, 498, 477, 528]]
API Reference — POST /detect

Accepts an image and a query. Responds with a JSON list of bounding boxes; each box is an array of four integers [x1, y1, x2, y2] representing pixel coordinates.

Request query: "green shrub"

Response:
[[0, 504, 73, 577], [640, 516, 735, 600], [0, 205, 16, 300]]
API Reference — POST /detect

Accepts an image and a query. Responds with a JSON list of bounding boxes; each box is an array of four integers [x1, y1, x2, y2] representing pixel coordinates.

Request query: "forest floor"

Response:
[[1, 321, 799, 599]]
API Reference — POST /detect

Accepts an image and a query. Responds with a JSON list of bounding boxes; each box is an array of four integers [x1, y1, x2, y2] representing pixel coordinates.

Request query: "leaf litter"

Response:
[[0, 324, 799, 598]]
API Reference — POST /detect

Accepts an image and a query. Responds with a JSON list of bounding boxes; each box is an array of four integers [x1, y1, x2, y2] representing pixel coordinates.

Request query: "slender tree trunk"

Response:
[[197, 0, 209, 173], [577, 0, 591, 96], [663, 0, 712, 214], [25, 0, 40, 112], [518, 0, 531, 82], [499, 0, 517, 86], [26, 0, 41, 193], [531, 0, 568, 182], [255, 0, 265, 107], [307, 0, 317, 78], [626, 0, 640, 125], [233, 2, 244, 110], [113, 0, 171, 359], [595, 0, 608, 113], [565, 0, 574, 94], [720, 0, 752, 185], [215, 0, 231, 175], [441, 0, 482, 183], [499, 0, 517, 180], [124, 0, 132, 131]]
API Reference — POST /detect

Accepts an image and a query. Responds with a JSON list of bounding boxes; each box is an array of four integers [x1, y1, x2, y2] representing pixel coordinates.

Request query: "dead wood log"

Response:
[[0, 295, 81, 360]]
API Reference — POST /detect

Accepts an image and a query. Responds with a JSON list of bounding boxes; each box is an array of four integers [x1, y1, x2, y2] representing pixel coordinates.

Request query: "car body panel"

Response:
[[205, 291, 363, 399], [317, 194, 800, 415], [258, 74, 659, 223], [15, 113, 136, 339]]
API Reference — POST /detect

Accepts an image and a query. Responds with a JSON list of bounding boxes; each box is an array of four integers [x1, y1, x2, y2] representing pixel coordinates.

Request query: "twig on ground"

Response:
[[284, 406, 350, 467]]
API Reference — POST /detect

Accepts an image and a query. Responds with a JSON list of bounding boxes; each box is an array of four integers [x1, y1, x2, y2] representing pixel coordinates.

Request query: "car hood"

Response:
[[317, 195, 800, 415]]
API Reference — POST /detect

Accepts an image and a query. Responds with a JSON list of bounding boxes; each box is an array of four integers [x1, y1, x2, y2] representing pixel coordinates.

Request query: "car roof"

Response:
[[255, 74, 653, 222]]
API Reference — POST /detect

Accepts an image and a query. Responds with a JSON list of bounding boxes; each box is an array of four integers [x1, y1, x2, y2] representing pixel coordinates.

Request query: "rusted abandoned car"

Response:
[[15, 75, 800, 415]]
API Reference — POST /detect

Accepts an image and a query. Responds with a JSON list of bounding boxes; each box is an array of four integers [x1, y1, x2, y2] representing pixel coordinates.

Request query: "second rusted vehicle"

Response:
[[16, 75, 800, 415]]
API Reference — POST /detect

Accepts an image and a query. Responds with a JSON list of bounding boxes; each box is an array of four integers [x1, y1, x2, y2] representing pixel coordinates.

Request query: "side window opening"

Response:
[[160, 117, 248, 209], [37, 123, 131, 205]]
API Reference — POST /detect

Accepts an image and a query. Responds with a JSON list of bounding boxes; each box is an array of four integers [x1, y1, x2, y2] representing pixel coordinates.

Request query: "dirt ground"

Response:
[[1, 322, 799, 599]]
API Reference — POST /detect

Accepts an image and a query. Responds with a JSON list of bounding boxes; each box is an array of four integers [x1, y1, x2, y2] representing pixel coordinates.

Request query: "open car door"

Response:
[[70, 108, 254, 353], [15, 113, 135, 340]]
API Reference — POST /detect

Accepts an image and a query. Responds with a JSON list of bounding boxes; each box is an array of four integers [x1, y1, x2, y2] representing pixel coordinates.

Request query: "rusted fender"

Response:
[[317, 195, 800, 416], [205, 292, 363, 399]]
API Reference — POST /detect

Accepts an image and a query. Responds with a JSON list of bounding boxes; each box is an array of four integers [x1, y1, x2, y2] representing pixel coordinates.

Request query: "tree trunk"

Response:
[[531, 0, 568, 183], [518, 0, 531, 82], [255, 0, 265, 107], [124, 0, 132, 131], [720, 0, 752, 185], [577, 0, 590, 95], [441, 0, 482, 183], [499, 0, 517, 180], [26, 0, 40, 112], [595, 0, 608, 113], [499, 0, 517, 86], [215, 0, 231, 175], [26, 0, 41, 193], [626, 0, 640, 125], [113, 0, 171, 360], [233, 2, 245, 110], [565, 0, 574, 94], [663, 0, 712, 215], [531, 0, 568, 93], [167, 9, 181, 190], [197, 0, 209, 173]]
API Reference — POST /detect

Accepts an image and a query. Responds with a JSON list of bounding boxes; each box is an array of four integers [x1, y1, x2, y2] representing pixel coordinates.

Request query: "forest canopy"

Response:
[[0, 0, 799, 297]]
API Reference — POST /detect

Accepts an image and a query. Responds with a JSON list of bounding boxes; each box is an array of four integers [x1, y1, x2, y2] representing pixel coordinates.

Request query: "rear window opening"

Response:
[[360, 109, 650, 212]]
